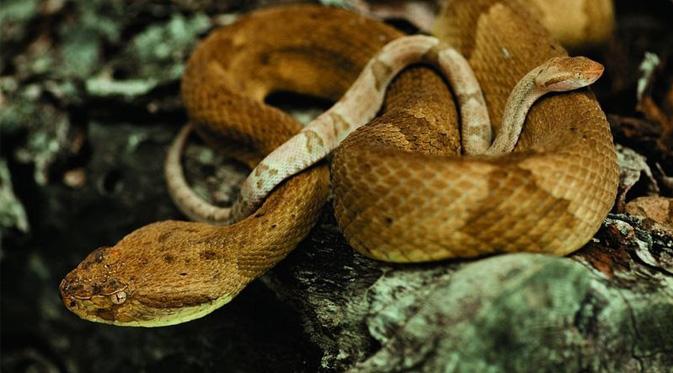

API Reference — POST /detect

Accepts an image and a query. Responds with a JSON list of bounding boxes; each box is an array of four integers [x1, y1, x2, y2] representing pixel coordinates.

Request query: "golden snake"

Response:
[[60, 1, 619, 326]]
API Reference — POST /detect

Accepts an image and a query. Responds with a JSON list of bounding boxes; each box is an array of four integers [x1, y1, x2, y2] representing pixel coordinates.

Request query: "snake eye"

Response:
[[110, 291, 127, 305]]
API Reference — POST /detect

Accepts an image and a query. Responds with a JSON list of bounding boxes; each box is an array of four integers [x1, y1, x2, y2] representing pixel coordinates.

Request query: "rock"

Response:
[[626, 196, 673, 236], [614, 144, 659, 212], [263, 212, 673, 371], [0, 159, 29, 232]]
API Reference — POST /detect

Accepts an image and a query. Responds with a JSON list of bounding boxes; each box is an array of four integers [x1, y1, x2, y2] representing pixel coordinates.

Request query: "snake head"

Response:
[[534, 56, 604, 91], [60, 221, 242, 327], [60, 245, 133, 324]]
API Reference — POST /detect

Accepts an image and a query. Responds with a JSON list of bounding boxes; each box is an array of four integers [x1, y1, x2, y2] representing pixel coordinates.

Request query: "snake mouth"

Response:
[[60, 279, 127, 302], [581, 61, 605, 83], [59, 281, 130, 324], [61, 280, 236, 326]]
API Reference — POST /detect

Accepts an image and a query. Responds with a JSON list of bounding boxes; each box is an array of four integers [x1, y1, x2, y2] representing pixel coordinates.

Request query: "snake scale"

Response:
[[60, 1, 619, 326]]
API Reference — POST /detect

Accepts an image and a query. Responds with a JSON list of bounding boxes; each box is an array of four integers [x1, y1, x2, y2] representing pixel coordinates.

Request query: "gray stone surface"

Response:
[[265, 213, 673, 371]]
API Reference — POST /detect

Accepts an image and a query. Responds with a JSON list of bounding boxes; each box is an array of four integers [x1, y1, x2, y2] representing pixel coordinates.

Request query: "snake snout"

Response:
[[59, 245, 132, 321], [59, 271, 87, 300], [535, 56, 604, 91], [573, 57, 604, 84], [59, 271, 93, 315], [59, 277, 78, 309]]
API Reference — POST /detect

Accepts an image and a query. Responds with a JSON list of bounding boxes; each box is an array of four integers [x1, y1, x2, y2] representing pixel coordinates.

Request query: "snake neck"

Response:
[[487, 69, 546, 154]]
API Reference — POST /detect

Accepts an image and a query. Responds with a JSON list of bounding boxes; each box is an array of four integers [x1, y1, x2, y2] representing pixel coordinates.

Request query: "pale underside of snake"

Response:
[[60, 2, 619, 327]]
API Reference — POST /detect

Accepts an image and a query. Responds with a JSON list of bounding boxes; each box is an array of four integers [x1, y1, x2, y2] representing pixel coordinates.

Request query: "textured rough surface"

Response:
[[614, 144, 659, 211], [0, 159, 29, 232], [625, 196, 673, 236], [264, 212, 673, 371]]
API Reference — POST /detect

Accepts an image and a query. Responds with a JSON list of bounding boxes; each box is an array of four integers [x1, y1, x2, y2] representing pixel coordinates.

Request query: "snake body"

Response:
[[167, 35, 493, 223], [168, 37, 603, 224], [60, 2, 619, 326]]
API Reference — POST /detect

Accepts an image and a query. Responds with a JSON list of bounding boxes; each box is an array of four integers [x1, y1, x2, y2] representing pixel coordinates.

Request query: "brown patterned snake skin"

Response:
[[60, 1, 619, 326]]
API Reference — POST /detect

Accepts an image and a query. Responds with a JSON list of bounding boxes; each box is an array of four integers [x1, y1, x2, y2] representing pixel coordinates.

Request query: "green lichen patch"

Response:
[[0, 159, 29, 233], [0, 79, 71, 185]]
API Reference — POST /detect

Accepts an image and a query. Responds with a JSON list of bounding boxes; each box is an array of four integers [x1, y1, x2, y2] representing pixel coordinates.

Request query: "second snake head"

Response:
[[534, 56, 604, 91]]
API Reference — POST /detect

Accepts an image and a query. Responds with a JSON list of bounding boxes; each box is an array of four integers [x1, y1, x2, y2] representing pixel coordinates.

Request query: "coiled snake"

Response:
[[60, 1, 619, 326]]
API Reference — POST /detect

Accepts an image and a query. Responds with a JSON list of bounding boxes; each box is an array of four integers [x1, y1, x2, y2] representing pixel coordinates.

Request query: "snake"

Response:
[[59, 1, 619, 327], [167, 36, 604, 223]]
